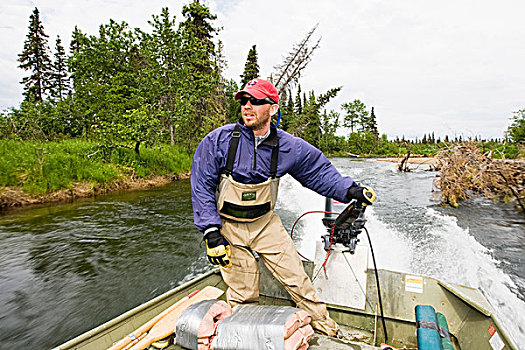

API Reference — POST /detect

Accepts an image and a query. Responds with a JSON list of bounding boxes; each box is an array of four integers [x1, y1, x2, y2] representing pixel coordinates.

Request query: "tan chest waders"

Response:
[[215, 124, 339, 337], [216, 124, 280, 222]]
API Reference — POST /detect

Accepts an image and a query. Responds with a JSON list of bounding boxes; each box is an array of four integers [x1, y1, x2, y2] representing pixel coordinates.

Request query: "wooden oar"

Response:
[[108, 293, 195, 350], [127, 286, 223, 350], [121, 333, 147, 350], [108, 286, 223, 350]]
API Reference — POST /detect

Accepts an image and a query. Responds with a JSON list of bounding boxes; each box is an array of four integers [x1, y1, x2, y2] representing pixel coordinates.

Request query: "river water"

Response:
[[0, 159, 523, 348]]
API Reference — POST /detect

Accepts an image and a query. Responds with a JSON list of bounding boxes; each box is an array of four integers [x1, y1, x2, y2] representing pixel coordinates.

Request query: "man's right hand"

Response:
[[203, 227, 232, 268]]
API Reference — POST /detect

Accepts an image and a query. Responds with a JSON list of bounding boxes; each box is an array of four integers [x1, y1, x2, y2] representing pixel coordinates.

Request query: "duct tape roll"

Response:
[[415, 305, 443, 350], [175, 299, 218, 350], [212, 305, 301, 350]]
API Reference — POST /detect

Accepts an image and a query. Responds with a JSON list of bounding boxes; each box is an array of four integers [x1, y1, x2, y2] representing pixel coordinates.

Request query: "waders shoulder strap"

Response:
[[225, 124, 279, 177], [270, 140, 279, 178], [225, 124, 241, 176]]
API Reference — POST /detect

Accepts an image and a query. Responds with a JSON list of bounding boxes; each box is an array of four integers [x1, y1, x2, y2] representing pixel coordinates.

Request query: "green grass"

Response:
[[0, 139, 193, 195], [336, 141, 523, 159]]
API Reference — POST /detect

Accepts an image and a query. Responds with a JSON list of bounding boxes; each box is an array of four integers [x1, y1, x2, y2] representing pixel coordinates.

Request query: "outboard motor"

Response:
[[316, 195, 388, 344], [321, 197, 367, 254], [313, 197, 371, 310]]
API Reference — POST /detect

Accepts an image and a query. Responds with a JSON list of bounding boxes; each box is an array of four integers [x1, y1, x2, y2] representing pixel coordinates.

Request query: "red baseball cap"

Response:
[[234, 78, 279, 104]]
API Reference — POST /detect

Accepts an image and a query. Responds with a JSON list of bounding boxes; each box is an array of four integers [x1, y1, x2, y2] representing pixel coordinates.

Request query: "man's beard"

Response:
[[244, 110, 271, 131]]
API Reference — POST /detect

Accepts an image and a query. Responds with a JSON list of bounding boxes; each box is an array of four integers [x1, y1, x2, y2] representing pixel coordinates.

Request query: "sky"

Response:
[[1, 0, 524, 140]]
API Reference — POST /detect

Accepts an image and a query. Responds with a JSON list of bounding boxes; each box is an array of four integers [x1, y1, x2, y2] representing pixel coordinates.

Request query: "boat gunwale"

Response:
[[52, 269, 221, 350]]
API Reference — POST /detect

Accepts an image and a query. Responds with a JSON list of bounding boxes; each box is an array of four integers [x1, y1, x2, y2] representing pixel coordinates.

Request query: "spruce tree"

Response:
[[302, 91, 322, 147], [225, 79, 240, 124], [368, 106, 379, 139], [49, 35, 70, 100], [180, 0, 218, 75], [288, 87, 340, 143], [179, 0, 224, 148], [69, 26, 85, 55], [303, 92, 307, 112], [68, 26, 87, 91], [280, 93, 295, 131], [181, 0, 217, 42], [294, 85, 302, 115], [18, 7, 52, 102], [240, 45, 259, 87], [272, 24, 321, 93]]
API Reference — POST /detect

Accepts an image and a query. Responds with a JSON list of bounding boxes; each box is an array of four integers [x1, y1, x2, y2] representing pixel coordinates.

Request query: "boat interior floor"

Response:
[[165, 324, 379, 349], [309, 334, 381, 349], [309, 325, 381, 350]]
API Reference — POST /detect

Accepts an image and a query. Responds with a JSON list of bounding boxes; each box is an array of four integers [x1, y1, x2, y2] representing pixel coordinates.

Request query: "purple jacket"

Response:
[[191, 123, 356, 232]]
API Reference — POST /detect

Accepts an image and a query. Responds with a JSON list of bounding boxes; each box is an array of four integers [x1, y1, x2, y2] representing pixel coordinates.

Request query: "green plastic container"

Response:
[[436, 312, 455, 350]]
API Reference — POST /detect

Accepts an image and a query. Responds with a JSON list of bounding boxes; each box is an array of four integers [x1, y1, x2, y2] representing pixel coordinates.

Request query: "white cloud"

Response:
[[215, 0, 525, 139], [1, 0, 524, 139]]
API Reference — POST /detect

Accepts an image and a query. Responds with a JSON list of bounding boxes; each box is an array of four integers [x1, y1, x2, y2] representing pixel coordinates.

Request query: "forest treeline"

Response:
[[1, 2, 524, 200]]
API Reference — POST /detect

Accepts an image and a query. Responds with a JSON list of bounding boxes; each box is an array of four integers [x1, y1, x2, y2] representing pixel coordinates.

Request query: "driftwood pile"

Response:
[[435, 145, 525, 211]]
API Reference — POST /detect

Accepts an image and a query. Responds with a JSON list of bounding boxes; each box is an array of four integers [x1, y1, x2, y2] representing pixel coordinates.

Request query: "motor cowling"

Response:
[[321, 197, 367, 254]]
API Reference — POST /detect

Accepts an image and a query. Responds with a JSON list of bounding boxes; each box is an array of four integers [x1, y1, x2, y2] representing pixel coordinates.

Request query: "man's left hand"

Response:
[[347, 185, 377, 206]]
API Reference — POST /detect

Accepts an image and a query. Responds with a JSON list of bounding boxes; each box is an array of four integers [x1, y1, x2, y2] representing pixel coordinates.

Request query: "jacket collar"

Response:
[[237, 120, 278, 147]]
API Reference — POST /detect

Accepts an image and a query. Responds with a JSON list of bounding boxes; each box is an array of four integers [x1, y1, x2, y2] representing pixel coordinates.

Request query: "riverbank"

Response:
[[0, 173, 189, 210], [2, 138, 521, 211], [0, 139, 193, 211]]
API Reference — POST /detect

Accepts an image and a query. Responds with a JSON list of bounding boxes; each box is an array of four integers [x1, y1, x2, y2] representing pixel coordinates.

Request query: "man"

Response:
[[190, 78, 375, 336]]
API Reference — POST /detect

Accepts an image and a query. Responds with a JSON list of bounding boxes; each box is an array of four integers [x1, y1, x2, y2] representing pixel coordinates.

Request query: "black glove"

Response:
[[347, 185, 377, 206], [203, 227, 231, 268]]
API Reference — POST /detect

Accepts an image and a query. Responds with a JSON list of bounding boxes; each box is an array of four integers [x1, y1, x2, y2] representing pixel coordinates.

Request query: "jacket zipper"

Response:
[[253, 142, 257, 170]]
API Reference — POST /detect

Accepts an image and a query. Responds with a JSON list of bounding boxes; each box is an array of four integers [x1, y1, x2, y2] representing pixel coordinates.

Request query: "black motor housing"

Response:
[[322, 197, 367, 254]]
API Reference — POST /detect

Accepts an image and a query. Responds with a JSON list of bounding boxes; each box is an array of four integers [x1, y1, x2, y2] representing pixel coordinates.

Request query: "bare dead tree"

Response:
[[272, 24, 321, 95], [398, 141, 411, 172]]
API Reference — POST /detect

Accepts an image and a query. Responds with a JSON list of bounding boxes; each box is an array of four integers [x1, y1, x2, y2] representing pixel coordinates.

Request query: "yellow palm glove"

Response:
[[347, 185, 377, 206], [203, 227, 232, 268]]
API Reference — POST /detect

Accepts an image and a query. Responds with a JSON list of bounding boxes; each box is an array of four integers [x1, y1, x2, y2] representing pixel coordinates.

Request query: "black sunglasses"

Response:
[[239, 96, 276, 106]]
